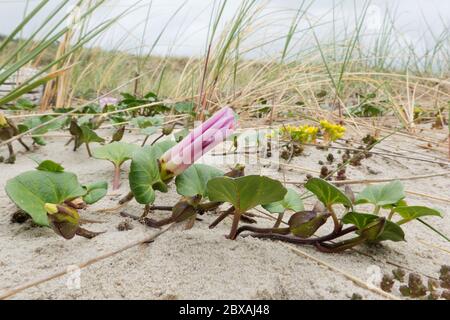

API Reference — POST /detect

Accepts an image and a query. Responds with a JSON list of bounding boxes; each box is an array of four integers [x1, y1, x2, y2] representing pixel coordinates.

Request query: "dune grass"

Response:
[[0, 0, 449, 136]]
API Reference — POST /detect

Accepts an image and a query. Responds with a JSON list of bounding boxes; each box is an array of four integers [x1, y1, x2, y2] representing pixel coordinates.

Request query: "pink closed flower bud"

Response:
[[160, 107, 237, 179]]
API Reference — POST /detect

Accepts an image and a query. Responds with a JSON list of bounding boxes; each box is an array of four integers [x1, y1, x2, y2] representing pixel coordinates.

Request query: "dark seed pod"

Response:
[[288, 211, 330, 239], [45, 203, 80, 240], [162, 123, 176, 136], [111, 125, 126, 143]]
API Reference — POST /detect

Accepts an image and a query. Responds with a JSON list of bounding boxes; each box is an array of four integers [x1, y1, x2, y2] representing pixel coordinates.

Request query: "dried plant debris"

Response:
[[117, 219, 134, 231], [392, 268, 406, 282], [350, 293, 363, 300], [11, 210, 31, 224], [440, 265, 450, 289], [380, 274, 395, 293], [408, 273, 427, 298], [383, 266, 450, 300]]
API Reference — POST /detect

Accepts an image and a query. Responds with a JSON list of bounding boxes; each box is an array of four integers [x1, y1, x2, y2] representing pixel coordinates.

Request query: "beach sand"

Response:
[[0, 124, 449, 300]]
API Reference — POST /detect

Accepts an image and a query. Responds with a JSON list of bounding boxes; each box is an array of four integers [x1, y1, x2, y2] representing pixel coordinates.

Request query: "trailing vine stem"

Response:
[[327, 205, 342, 234], [239, 225, 358, 248]]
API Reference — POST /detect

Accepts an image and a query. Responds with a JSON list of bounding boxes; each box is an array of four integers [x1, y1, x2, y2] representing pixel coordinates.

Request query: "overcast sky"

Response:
[[1, 0, 449, 58]]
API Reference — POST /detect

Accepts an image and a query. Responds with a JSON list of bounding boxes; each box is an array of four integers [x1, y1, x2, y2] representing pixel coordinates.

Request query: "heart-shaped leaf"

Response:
[[382, 199, 408, 210], [394, 206, 442, 221], [152, 139, 177, 155], [173, 102, 195, 115], [376, 221, 405, 242], [359, 219, 386, 241], [5, 171, 86, 226], [18, 116, 65, 146], [83, 181, 108, 204], [36, 160, 65, 173], [356, 181, 405, 206], [305, 178, 352, 208], [131, 115, 164, 129], [175, 164, 224, 198], [80, 125, 105, 144], [262, 188, 304, 214], [342, 212, 377, 230], [141, 127, 158, 136], [342, 212, 405, 242], [207, 175, 287, 212], [93, 142, 140, 190], [92, 142, 139, 167], [129, 145, 170, 204]]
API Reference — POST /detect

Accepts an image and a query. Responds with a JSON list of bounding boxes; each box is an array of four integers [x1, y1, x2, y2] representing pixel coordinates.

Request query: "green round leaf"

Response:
[[262, 188, 304, 213], [342, 212, 405, 242], [376, 221, 405, 242], [151, 139, 177, 157], [80, 125, 104, 143], [83, 181, 108, 204], [36, 160, 65, 173], [356, 181, 405, 206], [175, 164, 224, 198], [129, 146, 168, 205], [206, 175, 287, 212], [342, 212, 377, 230], [131, 115, 164, 129], [394, 206, 442, 221], [140, 127, 158, 136], [92, 142, 139, 167], [305, 178, 352, 208], [5, 171, 86, 226]]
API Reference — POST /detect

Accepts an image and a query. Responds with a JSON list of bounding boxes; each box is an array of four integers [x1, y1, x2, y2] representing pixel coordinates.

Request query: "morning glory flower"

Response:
[[160, 107, 237, 179]]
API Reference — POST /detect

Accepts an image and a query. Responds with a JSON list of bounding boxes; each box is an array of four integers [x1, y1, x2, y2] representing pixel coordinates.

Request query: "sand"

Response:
[[0, 124, 449, 300]]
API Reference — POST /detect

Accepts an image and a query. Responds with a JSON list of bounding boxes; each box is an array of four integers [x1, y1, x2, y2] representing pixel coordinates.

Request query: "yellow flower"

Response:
[[0, 113, 7, 127], [280, 124, 319, 143], [320, 120, 346, 142]]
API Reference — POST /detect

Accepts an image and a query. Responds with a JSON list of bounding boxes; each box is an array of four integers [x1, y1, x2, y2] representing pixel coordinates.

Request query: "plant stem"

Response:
[[150, 205, 173, 211], [228, 208, 242, 240], [236, 226, 290, 238], [327, 205, 341, 233], [198, 201, 221, 214], [151, 133, 165, 146], [387, 210, 395, 221], [315, 236, 367, 253], [417, 218, 450, 242], [209, 206, 234, 229], [112, 165, 121, 190], [85, 143, 92, 157], [141, 135, 150, 147], [119, 191, 134, 205], [245, 226, 357, 245], [373, 205, 381, 215], [273, 212, 284, 228]]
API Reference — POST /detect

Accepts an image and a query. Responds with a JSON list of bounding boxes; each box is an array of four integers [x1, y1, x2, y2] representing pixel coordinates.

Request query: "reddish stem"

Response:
[[112, 165, 121, 190], [228, 208, 242, 240]]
